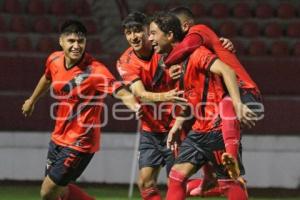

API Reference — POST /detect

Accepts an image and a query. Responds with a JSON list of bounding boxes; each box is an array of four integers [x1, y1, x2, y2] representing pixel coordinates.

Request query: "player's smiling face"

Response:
[[124, 26, 150, 52], [60, 33, 86, 64], [148, 22, 172, 54]]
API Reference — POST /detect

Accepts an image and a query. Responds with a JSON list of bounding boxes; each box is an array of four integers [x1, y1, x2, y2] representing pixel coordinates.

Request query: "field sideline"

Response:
[[1, 182, 300, 200]]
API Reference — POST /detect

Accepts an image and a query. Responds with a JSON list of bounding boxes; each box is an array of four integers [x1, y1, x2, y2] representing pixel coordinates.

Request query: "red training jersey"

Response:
[[117, 47, 176, 133], [182, 46, 225, 133], [45, 51, 122, 153], [165, 24, 259, 93]]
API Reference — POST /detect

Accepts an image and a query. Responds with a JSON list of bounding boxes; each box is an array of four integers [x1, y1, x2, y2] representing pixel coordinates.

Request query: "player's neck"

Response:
[[135, 46, 153, 61], [64, 56, 83, 69]]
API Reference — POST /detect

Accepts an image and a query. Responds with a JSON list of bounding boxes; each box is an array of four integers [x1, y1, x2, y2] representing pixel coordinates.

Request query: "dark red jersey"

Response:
[[165, 24, 259, 93]]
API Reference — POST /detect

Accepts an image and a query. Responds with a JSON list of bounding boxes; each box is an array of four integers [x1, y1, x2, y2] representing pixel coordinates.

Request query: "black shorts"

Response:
[[241, 89, 264, 118], [138, 131, 175, 175], [45, 141, 94, 186], [175, 131, 245, 179]]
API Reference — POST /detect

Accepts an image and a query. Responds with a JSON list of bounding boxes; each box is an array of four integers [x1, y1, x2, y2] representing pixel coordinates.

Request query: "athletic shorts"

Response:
[[175, 131, 245, 179], [138, 131, 175, 175], [45, 141, 94, 186]]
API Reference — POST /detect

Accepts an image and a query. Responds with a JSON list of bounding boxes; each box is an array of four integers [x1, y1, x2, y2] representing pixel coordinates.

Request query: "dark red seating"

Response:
[[191, 3, 206, 17], [287, 22, 300, 38], [27, 0, 46, 15], [15, 36, 33, 52], [211, 3, 229, 18], [232, 39, 246, 55], [292, 42, 300, 56], [34, 17, 53, 33], [50, 0, 68, 15], [270, 41, 289, 56], [36, 37, 58, 53], [86, 39, 102, 54], [233, 2, 251, 18], [255, 3, 274, 18], [83, 19, 97, 34], [264, 22, 283, 38], [3, 0, 21, 13], [241, 21, 260, 37], [144, 2, 160, 14], [73, 0, 91, 16], [10, 16, 29, 32], [0, 15, 7, 32], [0, 36, 10, 51], [277, 3, 296, 19], [219, 21, 237, 37], [248, 40, 267, 56]]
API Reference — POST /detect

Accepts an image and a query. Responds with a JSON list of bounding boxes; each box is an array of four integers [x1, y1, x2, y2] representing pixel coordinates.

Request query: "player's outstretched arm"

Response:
[[114, 87, 143, 118], [129, 80, 187, 103], [22, 75, 51, 117], [210, 59, 257, 128]]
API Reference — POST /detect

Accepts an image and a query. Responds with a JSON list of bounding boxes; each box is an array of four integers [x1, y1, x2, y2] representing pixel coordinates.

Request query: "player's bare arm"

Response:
[[114, 87, 143, 118], [210, 59, 257, 128], [22, 75, 51, 117], [130, 79, 187, 103]]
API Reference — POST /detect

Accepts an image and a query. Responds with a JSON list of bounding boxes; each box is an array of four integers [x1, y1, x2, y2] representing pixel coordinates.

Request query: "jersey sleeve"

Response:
[[44, 54, 54, 80], [116, 58, 141, 86], [164, 33, 203, 67], [93, 63, 123, 95]]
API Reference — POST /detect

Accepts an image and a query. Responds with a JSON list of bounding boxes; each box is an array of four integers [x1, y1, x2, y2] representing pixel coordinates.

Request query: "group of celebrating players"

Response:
[[22, 5, 263, 200]]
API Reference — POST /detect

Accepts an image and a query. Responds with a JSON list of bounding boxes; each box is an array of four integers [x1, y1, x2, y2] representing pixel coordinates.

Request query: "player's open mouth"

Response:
[[152, 43, 158, 50]]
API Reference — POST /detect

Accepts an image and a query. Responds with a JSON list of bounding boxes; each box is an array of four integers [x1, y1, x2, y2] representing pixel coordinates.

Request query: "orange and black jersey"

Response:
[[117, 47, 176, 133], [180, 46, 225, 133], [45, 51, 122, 153]]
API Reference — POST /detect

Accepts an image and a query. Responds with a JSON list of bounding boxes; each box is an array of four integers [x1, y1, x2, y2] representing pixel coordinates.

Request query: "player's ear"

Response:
[[182, 21, 189, 32], [59, 36, 63, 48], [167, 31, 174, 41]]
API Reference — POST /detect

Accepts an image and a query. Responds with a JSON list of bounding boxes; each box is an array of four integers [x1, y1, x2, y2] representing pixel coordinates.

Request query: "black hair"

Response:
[[60, 19, 87, 36], [122, 11, 148, 30], [150, 12, 184, 42], [169, 6, 195, 20]]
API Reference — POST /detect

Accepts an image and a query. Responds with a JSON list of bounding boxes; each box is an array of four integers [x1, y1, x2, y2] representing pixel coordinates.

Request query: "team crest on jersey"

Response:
[[74, 74, 85, 85]]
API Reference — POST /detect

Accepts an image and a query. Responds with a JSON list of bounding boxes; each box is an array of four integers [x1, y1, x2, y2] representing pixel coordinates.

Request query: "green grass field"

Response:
[[0, 184, 299, 200]]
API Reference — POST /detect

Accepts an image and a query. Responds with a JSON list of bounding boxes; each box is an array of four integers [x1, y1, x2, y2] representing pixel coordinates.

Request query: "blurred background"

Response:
[[0, 0, 299, 196]]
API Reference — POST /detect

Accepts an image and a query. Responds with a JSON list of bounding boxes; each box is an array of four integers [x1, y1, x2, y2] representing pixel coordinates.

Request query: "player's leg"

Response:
[[138, 166, 162, 200], [40, 141, 95, 200], [166, 162, 197, 200], [166, 132, 208, 200], [138, 132, 171, 200], [219, 96, 241, 179]]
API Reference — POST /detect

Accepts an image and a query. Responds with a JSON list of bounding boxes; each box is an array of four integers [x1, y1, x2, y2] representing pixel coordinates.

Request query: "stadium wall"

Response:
[[0, 132, 299, 189]]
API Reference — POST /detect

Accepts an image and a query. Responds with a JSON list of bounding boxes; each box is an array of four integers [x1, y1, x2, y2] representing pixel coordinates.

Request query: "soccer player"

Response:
[[117, 11, 237, 200], [165, 7, 263, 194], [22, 20, 141, 200], [148, 12, 249, 200]]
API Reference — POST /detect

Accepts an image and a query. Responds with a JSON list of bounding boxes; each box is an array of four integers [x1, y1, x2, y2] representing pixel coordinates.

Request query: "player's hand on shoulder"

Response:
[[22, 99, 35, 117], [219, 37, 236, 53], [168, 64, 182, 80]]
